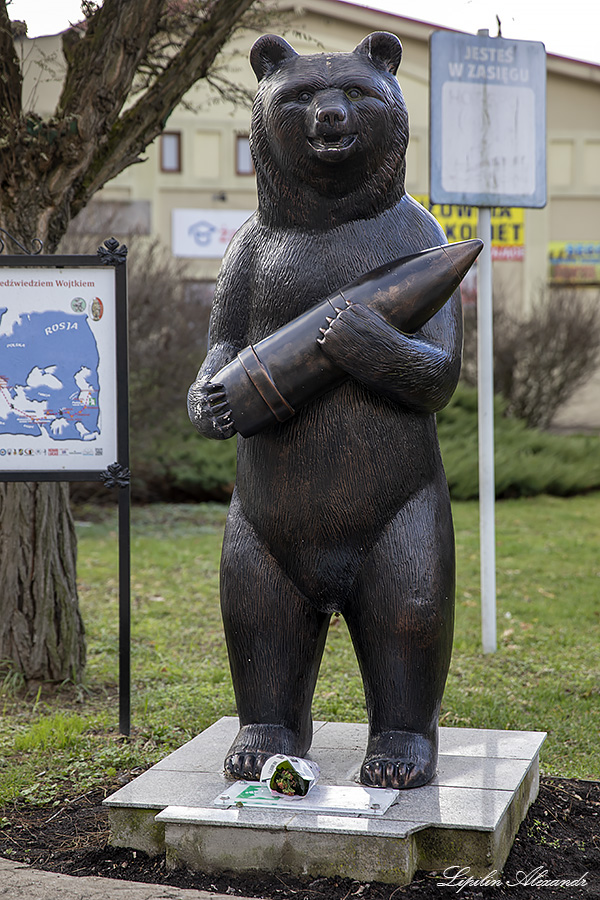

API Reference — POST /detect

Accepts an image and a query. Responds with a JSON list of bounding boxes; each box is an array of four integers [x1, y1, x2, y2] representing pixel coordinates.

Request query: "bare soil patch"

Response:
[[1, 777, 598, 899]]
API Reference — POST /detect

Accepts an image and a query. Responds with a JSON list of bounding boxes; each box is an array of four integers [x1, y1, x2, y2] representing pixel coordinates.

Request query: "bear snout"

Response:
[[316, 104, 347, 127], [306, 94, 358, 161]]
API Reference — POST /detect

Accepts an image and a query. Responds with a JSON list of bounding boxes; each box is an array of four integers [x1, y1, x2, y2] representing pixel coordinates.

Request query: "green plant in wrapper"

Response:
[[270, 760, 310, 797]]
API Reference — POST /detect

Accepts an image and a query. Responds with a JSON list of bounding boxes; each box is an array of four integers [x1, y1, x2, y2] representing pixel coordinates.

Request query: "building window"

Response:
[[236, 135, 254, 175], [161, 132, 182, 172]]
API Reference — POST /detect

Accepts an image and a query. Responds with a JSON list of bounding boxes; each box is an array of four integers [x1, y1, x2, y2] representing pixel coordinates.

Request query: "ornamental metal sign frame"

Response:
[[0, 237, 129, 485]]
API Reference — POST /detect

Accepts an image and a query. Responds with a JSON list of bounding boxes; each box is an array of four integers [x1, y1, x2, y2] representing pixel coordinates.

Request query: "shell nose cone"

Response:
[[442, 239, 484, 279]]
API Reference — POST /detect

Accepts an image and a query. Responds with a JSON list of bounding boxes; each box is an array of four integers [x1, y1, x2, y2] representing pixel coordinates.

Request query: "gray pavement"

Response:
[[0, 858, 258, 900]]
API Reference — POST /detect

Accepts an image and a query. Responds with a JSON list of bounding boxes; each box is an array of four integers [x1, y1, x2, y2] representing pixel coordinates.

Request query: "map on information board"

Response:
[[0, 267, 118, 473]]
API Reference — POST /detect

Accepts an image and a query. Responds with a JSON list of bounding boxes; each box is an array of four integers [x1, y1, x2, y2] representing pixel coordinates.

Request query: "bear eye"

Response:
[[346, 87, 363, 100], [297, 90, 312, 103]]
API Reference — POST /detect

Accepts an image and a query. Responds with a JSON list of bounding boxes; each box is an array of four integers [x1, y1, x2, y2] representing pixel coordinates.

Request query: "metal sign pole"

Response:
[[103, 461, 131, 736], [476, 209, 497, 653], [430, 28, 546, 653], [118, 483, 131, 735], [113, 250, 131, 735]]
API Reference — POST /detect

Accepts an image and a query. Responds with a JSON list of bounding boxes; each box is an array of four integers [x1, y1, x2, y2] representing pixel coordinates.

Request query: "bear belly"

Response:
[[235, 379, 443, 609]]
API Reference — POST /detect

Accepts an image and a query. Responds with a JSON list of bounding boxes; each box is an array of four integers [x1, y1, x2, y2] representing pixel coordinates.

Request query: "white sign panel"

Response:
[[430, 32, 546, 208], [172, 209, 252, 258], [0, 267, 118, 472], [213, 782, 399, 815]]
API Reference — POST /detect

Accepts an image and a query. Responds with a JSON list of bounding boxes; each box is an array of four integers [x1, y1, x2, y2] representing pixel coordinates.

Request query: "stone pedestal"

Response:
[[104, 717, 545, 886]]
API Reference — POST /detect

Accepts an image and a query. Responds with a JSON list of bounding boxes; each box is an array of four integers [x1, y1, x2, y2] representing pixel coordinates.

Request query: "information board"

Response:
[[430, 31, 547, 208], [0, 253, 127, 480]]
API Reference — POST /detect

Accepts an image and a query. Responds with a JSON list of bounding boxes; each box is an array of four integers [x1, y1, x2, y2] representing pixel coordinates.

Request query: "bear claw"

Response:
[[223, 724, 310, 781], [360, 730, 437, 789]]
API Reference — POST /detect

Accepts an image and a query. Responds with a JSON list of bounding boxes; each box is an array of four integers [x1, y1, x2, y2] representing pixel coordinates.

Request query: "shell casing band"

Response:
[[237, 343, 295, 423]]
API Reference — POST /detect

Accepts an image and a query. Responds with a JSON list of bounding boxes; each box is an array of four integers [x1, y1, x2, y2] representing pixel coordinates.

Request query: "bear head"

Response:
[[249, 33, 410, 228]]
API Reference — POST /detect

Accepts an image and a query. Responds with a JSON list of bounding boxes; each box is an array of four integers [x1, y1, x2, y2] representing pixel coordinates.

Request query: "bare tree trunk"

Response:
[[0, 0, 259, 683], [0, 482, 85, 682], [0, 175, 85, 683]]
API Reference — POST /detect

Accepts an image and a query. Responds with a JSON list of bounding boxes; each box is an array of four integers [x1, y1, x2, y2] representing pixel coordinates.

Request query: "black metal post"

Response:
[[118, 481, 131, 736], [113, 246, 131, 736], [99, 240, 131, 737]]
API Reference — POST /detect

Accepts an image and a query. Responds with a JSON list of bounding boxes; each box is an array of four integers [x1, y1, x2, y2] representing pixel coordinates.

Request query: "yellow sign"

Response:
[[413, 196, 525, 259], [549, 241, 600, 284]]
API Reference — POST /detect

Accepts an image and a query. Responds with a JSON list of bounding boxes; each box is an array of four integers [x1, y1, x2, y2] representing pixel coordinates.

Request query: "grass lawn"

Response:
[[1, 493, 598, 805]]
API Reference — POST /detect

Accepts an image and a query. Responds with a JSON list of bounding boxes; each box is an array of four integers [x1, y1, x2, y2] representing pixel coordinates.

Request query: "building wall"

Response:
[[22, 3, 600, 291], [20, 2, 600, 425]]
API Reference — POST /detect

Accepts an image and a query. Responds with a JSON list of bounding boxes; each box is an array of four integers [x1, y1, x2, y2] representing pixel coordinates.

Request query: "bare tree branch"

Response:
[[70, 0, 257, 211], [0, 0, 23, 119], [0, 0, 262, 247], [57, 0, 165, 131]]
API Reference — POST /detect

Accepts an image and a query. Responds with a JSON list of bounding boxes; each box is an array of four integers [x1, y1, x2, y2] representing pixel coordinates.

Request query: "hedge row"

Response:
[[437, 385, 600, 500], [125, 385, 599, 503]]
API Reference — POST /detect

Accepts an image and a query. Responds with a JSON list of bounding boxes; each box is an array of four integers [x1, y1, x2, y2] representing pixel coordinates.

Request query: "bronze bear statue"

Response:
[[188, 31, 462, 789]]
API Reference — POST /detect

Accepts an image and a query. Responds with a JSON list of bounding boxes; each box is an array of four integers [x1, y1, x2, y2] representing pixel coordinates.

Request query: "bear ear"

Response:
[[353, 32, 402, 75], [250, 34, 299, 81]]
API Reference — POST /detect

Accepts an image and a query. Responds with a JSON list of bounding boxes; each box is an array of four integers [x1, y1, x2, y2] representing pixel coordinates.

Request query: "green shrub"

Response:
[[64, 236, 230, 503], [132, 384, 600, 503], [438, 385, 600, 500], [462, 286, 600, 428], [131, 409, 237, 503]]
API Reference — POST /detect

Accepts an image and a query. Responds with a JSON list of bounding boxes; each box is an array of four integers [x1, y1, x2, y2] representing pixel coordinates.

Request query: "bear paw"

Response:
[[188, 380, 235, 439], [224, 723, 310, 781], [205, 382, 236, 438], [317, 298, 392, 375], [360, 729, 437, 789]]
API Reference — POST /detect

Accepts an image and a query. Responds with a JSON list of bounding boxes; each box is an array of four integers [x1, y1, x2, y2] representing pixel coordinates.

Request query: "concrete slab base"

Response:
[[104, 717, 545, 886]]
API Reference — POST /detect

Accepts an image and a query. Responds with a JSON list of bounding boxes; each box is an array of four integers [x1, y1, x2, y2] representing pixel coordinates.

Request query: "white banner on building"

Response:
[[172, 209, 252, 258]]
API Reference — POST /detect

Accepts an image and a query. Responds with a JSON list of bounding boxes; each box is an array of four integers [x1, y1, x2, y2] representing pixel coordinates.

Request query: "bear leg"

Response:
[[344, 482, 455, 789], [220, 495, 330, 780]]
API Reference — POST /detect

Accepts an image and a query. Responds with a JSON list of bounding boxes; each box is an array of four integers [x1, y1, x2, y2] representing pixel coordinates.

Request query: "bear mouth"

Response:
[[307, 134, 358, 159]]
